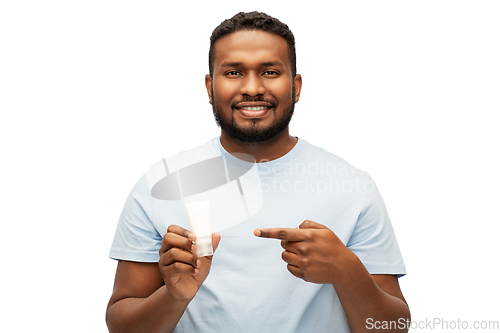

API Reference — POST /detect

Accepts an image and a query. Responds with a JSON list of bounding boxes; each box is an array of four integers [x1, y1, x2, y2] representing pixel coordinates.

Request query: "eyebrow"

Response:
[[221, 62, 243, 67], [220, 61, 285, 68], [260, 61, 285, 67]]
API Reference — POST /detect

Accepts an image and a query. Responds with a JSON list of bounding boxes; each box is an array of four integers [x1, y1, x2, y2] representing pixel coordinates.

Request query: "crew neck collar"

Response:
[[216, 136, 306, 166]]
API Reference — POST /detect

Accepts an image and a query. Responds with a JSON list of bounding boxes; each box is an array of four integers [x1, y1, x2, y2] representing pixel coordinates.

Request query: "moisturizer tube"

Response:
[[184, 199, 213, 257]]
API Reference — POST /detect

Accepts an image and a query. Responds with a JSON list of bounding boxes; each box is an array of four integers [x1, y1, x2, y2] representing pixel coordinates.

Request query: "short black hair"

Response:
[[209, 11, 296, 77]]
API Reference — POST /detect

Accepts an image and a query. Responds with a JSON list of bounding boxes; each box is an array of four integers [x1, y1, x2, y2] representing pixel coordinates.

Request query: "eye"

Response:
[[225, 70, 241, 77], [263, 70, 279, 76]]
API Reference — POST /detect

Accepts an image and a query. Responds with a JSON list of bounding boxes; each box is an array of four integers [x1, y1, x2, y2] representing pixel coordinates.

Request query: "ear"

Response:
[[205, 74, 213, 105], [293, 74, 302, 103]]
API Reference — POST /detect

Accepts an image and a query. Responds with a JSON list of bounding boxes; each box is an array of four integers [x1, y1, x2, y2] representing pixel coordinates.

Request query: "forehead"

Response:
[[212, 30, 291, 70]]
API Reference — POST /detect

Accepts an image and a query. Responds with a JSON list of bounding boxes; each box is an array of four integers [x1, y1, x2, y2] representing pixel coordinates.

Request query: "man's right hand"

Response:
[[159, 225, 221, 301]]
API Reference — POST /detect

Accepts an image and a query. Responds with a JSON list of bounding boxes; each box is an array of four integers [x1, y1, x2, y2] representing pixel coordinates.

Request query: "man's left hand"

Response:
[[254, 220, 356, 285]]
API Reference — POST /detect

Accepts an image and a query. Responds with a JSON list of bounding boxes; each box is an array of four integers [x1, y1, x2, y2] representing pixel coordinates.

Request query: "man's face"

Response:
[[206, 30, 302, 143]]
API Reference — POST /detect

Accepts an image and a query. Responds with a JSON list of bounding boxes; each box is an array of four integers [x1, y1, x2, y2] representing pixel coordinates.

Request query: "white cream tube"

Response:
[[184, 199, 213, 257]]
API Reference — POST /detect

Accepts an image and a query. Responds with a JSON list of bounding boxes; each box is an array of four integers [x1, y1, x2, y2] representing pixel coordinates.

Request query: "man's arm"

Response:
[[255, 220, 410, 333], [106, 261, 189, 333], [334, 265, 410, 332], [106, 226, 221, 333]]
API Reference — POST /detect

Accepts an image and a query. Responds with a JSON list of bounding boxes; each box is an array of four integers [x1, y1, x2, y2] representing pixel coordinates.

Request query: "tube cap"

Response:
[[195, 236, 213, 257]]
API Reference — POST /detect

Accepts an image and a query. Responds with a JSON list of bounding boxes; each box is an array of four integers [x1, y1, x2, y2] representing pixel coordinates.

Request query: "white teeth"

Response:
[[241, 106, 268, 111]]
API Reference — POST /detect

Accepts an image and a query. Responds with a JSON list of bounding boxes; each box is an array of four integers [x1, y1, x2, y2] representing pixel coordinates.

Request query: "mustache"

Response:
[[230, 98, 277, 109]]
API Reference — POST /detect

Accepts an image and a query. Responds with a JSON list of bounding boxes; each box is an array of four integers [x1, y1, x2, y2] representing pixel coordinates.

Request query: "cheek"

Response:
[[213, 80, 238, 100], [267, 80, 294, 100]]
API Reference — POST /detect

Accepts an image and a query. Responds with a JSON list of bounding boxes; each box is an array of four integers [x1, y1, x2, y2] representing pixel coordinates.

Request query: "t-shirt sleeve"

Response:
[[109, 173, 162, 262], [346, 174, 406, 277]]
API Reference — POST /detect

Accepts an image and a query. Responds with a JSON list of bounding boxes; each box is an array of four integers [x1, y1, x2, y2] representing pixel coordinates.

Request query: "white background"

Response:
[[1, 1, 499, 332]]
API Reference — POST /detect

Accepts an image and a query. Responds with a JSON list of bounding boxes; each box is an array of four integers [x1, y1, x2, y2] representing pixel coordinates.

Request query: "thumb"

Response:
[[211, 233, 222, 252], [299, 220, 327, 229]]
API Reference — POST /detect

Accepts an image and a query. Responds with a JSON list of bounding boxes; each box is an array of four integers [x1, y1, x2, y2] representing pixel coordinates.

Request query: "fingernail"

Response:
[[196, 260, 201, 267], [254, 229, 262, 237], [191, 243, 196, 252]]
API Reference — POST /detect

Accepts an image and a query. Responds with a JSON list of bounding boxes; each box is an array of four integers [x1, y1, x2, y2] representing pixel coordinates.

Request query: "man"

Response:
[[106, 11, 410, 333]]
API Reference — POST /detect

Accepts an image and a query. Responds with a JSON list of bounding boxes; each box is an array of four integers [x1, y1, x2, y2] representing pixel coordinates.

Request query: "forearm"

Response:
[[106, 285, 190, 333], [333, 255, 410, 333]]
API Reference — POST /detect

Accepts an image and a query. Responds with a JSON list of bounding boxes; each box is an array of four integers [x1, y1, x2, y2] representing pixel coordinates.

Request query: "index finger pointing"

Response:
[[254, 228, 304, 241]]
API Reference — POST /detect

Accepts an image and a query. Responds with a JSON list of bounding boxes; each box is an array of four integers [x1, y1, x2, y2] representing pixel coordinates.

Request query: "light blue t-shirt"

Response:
[[110, 137, 406, 333]]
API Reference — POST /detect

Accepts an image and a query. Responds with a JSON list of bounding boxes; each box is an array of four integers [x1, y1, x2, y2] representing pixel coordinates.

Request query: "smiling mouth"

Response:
[[234, 104, 273, 118]]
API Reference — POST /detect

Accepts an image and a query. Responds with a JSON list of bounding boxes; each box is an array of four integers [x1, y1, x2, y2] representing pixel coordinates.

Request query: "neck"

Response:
[[220, 128, 297, 163]]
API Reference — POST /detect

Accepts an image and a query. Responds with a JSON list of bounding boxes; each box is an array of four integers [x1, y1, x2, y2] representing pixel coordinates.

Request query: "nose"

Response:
[[239, 73, 266, 97]]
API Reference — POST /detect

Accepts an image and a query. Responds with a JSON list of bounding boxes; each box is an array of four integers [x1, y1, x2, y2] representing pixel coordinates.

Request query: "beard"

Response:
[[211, 86, 296, 143]]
